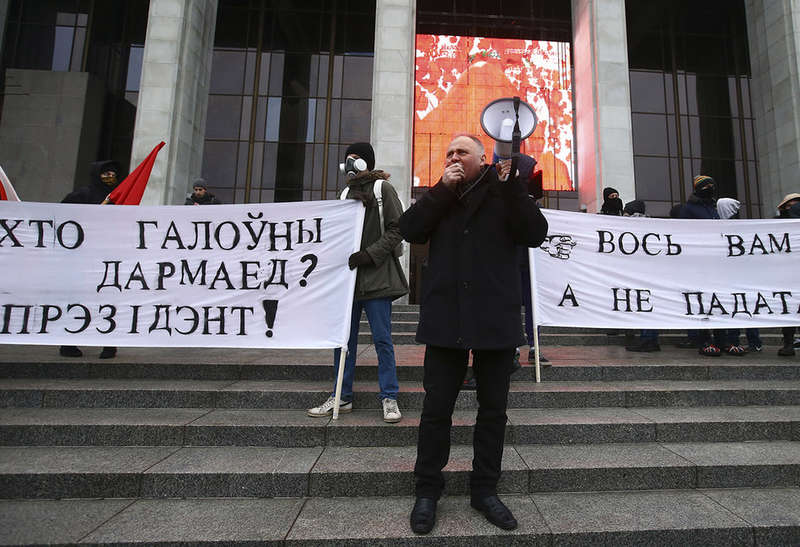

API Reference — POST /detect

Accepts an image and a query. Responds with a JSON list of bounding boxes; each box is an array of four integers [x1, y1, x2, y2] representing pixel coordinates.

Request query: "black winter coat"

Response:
[[399, 166, 548, 349], [62, 160, 121, 204], [680, 194, 719, 219], [185, 192, 222, 205]]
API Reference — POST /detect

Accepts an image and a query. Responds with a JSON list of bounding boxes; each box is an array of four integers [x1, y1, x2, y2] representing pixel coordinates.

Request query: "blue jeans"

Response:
[[332, 297, 399, 402]]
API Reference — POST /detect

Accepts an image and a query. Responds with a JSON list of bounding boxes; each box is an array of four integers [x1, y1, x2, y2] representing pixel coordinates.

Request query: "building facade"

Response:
[[0, 1, 797, 218]]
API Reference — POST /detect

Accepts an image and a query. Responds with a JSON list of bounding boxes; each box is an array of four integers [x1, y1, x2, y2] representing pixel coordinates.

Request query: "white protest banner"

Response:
[[532, 210, 800, 329], [0, 200, 364, 348]]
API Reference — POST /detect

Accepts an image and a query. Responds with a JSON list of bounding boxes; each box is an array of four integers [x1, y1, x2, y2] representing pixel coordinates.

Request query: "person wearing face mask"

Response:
[[599, 187, 624, 215], [59, 160, 123, 359], [307, 142, 409, 423], [680, 175, 719, 219]]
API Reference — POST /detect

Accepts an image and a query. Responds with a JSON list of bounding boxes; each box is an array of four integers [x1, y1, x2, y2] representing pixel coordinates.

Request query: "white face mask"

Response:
[[339, 156, 367, 178]]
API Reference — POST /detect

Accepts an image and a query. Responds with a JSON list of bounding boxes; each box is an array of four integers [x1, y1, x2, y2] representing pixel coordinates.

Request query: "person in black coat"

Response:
[[184, 178, 222, 205], [59, 160, 122, 359], [400, 135, 548, 534]]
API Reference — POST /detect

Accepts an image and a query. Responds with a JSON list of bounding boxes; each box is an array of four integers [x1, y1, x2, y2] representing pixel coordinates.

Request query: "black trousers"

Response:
[[414, 345, 514, 500]]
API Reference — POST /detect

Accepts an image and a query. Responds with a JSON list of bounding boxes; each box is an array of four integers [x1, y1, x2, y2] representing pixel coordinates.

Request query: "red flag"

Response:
[[107, 141, 166, 205], [0, 165, 21, 201]]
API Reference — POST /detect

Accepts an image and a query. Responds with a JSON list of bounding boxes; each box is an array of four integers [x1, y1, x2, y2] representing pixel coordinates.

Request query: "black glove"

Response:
[[346, 190, 370, 206], [348, 250, 373, 270]]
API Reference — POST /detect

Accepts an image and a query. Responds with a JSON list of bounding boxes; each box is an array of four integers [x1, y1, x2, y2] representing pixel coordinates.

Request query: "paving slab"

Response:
[[184, 409, 327, 447], [0, 446, 177, 498], [310, 445, 527, 497], [507, 408, 656, 444], [663, 441, 800, 488], [0, 499, 133, 546], [0, 378, 229, 408], [80, 498, 304, 545], [631, 405, 800, 442], [141, 446, 322, 497], [701, 487, 800, 546], [286, 495, 549, 546], [324, 409, 510, 447], [518, 443, 695, 492], [532, 489, 752, 546], [0, 407, 209, 445]]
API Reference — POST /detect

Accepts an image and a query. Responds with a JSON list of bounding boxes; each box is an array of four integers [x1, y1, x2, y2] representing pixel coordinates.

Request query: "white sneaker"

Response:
[[382, 398, 402, 423], [307, 396, 352, 417]]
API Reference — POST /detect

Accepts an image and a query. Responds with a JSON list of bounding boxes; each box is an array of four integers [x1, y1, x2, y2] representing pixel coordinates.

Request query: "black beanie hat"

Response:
[[623, 199, 646, 216], [603, 187, 619, 201], [345, 142, 375, 171]]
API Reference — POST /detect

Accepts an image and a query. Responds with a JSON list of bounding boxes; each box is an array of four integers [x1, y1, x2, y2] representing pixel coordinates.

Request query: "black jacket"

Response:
[[345, 171, 409, 301], [399, 166, 548, 349], [62, 160, 121, 204], [185, 192, 222, 205], [680, 194, 719, 219]]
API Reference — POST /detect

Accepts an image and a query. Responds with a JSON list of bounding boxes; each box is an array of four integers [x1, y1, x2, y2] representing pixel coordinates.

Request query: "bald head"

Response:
[[443, 135, 486, 186]]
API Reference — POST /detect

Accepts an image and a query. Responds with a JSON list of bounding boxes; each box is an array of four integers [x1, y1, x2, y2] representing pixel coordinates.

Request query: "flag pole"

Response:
[[529, 247, 542, 383], [333, 346, 348, 420]]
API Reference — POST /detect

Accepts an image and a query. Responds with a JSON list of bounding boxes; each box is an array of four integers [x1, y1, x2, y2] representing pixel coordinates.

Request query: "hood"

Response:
[[90, 160, 122, 189], [346, 169, 391, 188]]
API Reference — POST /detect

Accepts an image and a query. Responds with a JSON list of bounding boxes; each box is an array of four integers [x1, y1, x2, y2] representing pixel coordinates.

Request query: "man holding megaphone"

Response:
[[400, 133, 548, 534]]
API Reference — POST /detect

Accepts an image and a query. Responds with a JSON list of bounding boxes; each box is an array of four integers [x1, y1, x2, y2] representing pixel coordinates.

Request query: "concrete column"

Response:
[[371, 0, 415, 208], [132, 0, 217, 205], [571, 0, 636, 212], [0, 0, 9, 62], [371, 0, 415, 287], [745, 0, 800, 216]]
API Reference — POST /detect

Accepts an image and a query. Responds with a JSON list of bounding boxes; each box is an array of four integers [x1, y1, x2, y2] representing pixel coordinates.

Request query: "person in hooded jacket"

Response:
[[623, 200, 661, 352], [59, 160, 122, 359], [776, 193, 800, 356], [307, 142, 409, 423], [680, 175, 719, 219], [600, 187, 624, 215], [678, 176, 740, 356]]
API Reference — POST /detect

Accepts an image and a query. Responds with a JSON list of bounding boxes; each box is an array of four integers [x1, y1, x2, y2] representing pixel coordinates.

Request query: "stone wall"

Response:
[[0, 69, 104, 202]]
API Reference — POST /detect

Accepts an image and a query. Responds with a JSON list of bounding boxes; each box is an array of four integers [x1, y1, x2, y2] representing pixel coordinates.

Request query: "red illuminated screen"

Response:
[[414, 35, 574, 191]]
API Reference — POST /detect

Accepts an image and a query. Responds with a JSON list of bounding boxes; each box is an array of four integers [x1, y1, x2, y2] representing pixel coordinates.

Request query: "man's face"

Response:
[[193, 186, 206, 197], [606, 192, 619, 200], [445, 136, 485, 182], [781, 198, 800, 211], [100, 170, 117, 186]]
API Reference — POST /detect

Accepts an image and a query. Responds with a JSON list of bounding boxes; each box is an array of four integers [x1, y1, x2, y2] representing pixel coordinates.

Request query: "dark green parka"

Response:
[[346, 170, 409, 301]]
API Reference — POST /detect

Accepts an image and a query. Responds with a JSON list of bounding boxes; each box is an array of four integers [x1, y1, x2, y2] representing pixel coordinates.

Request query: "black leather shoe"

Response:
[[410, 497, 437, 534], [99, 347, 117, 359], [471, 495, 517, 530], [59, 345, 82, 357]]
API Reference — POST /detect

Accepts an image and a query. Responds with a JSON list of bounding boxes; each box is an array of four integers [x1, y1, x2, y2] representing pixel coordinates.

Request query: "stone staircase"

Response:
[[359, 305, 790, 346], [1, 335, 800, 544]]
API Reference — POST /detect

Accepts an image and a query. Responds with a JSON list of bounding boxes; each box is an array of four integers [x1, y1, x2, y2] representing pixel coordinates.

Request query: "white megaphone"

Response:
[[479, 97, 538, 158]]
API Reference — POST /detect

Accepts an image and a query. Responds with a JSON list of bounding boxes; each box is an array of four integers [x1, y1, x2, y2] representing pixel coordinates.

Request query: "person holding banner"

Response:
[[307, 142, 409, 423], [58, 160, 122, 359], [777, 192, 800, 356], [400, 134, 548, 534]]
